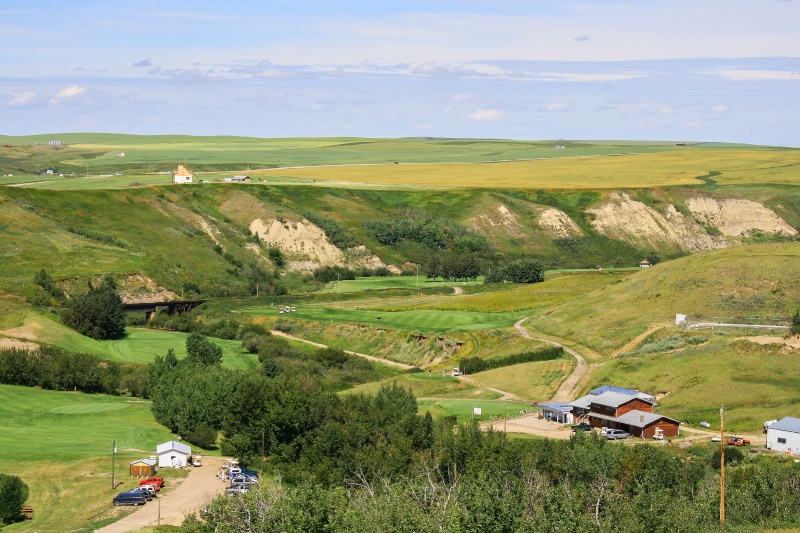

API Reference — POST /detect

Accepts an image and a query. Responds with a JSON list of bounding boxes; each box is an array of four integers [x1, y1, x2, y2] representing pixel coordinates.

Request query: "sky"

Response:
[[1, 0, 799, 145]]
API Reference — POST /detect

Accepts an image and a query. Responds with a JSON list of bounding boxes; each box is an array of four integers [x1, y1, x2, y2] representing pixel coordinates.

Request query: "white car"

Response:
[[711, 436, 722, 442]]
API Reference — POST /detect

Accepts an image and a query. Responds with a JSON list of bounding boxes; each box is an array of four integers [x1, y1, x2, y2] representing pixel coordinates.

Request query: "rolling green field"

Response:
[[4, 315, 258, 368], [343, 371, 500, 400], [417, 399, 534, 424], [319, 276, 484, 294], [245, 305, 525, 333], [470, 359, 576, 401], [0, 384, 183, 532]]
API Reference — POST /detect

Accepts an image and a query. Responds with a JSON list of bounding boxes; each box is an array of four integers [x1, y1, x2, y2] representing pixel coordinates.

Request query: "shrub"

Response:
[[63, 276, 126, 340], [0, 474, 27, 525], [460, 346, 563, 374], [186, 424, 218, 449]]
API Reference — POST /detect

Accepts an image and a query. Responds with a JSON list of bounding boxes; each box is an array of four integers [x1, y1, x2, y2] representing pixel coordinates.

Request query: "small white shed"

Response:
[[157, 440, 192, 468], [766, 417, 800, 455]]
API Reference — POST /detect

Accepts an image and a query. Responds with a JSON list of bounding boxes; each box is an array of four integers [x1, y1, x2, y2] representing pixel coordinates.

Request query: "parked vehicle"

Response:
[[451, 368, 461, 377], [231, 476, 258, 485], [139, 479, 161, 491], [605, 429, 630, 440], [131, 487, 154, 500], [711, 436, 722, 442], [571, 423, 593, 433], [226, 483, 250, 494], [241, 468, 259, 478], [113, 491, 148, 506], [140, 476, 163, 487], [726, 436, 751, 446]]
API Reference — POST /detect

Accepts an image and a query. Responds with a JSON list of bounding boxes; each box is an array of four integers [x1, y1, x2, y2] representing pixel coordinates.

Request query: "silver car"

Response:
[[605, 429, 630, 440]]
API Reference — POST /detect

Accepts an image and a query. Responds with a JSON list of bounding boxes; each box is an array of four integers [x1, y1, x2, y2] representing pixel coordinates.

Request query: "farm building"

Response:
[[230, 175, 252, 182], [46, 140, 61, 146], [130, 458, 157, 477], [157, 440, 192, 468], [766, 417, 800, 455], [639, 259, 651, 268], [173, 164, 194, 184], [570, 385, 679, 439], [538, 401, 574, 424]]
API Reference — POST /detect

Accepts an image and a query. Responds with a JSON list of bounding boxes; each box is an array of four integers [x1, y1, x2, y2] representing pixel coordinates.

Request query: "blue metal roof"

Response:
[[769, 416, 800, 434], [591, 385, 641, 397]]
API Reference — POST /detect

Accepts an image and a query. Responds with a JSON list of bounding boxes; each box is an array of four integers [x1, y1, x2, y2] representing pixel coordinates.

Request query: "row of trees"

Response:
[[187, 425, 800, 532], [459, 345, 563, 374], [364, 213, 491, 253], [0, 346, 146, 395]]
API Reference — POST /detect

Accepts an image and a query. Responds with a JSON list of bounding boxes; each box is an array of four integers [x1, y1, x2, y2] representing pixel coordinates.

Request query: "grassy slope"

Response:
[[0, 384, 182, 533], [526, 242, 800, 355]]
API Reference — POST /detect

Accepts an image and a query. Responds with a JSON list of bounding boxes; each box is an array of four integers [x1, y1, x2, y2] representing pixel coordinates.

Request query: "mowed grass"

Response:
[[401, 271, 633, 313], [469, 359, 576, 401], [245, 305, 523, 333], [418, 399, 534, 424], [0, 384, 180, 532], [343, 372, 501, 400], [257, 149, 800, 189], [591, 336, 800, 432], [3, 315, 257, 369], [319, 276, 484, 294]]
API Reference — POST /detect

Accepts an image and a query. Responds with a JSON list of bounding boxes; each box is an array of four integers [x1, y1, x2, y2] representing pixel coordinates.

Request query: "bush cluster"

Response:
[[459, 345, 563, 374]]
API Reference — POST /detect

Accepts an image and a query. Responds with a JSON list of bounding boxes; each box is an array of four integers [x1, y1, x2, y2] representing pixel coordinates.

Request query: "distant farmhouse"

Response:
[[173, 164, 195, 184], [46, 140, 61, 146], [224, 175, 252, 183], [570, 385, 680, 438]]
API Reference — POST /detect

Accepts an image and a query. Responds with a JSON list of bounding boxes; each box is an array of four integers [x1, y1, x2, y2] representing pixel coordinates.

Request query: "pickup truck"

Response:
[[726, 436, 751, 446]]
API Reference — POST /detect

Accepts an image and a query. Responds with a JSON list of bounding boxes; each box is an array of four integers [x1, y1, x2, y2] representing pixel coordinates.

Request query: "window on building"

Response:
[[778, 437, 787, 444]]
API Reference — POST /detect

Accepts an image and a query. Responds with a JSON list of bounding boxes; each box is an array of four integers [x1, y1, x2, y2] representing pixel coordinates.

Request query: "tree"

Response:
[[792, 308, 800, 335], [62, 276, 126, 340], [186, 332, 223, 366], [0, 474, 26, 525], [503, 258, 545, 283]]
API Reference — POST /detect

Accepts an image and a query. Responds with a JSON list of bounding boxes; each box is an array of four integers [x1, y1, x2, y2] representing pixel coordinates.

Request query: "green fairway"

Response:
[[319, 276, 484, 293], [418, 399, 534, 423], [245, 305, 523, 333], [5, 316, 257, 369], [0, 384, 181, 532]]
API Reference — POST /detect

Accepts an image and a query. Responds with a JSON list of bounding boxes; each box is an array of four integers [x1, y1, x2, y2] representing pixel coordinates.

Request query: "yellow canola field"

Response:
[[258, 149, 800, 189]]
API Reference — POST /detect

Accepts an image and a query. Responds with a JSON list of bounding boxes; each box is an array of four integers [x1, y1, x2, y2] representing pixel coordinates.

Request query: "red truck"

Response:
[[726, 436, 751, 446]]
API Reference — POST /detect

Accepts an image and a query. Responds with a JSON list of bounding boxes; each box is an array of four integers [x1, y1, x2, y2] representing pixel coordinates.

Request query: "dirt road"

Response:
[[96, 456, 230, 532], [514, 318, 587, 401], [271, 330, 414, 369]]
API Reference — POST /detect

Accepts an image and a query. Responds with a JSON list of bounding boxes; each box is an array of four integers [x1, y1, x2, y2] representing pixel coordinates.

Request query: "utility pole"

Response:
[[720, 404, 725, 528], [504, 400, 507, 433], [111, 439, 117, 489]]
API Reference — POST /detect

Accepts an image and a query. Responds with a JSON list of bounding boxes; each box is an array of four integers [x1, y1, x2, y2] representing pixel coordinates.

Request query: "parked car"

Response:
[[231, 476, 258, 486], [131, 487, 154, 500], [113, 491, 148, 506], [241, 468, 259, 478], [726, 436, 751, 446], [571, 423, 593, 433], [711, 436, 722, 442], [140, 476, 163, 487], [226, 483, 250, 494], [139, 479, 160, 491], [605, 429, 630, 440]]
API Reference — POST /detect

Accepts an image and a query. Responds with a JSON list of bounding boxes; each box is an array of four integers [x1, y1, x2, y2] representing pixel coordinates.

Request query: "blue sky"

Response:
[[1, 1, 799, 145]]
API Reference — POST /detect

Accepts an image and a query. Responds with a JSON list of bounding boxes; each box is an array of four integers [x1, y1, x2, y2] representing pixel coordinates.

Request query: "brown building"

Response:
[[570, 386, 680, 439], [130, 458, 157, 477]]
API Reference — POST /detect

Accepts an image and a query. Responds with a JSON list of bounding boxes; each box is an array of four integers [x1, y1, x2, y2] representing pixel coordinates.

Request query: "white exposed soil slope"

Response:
[[686, 196, 798, 237], [587, 192, 729, 252], [249, 218, 391, 271], [472, 205, 523, 237], [536, 207, 583, 238]]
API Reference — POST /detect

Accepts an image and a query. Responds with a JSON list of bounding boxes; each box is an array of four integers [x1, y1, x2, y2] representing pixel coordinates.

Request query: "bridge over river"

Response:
[[123, 300, 206, 320]]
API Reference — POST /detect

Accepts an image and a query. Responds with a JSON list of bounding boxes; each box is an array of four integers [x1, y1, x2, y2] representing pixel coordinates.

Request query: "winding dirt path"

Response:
[[96, 456, 230, 532], [271, 330, 414, 369], [612, 324, 663, 357], [455, 374, 520, 401], [514, 318, 587, 401]]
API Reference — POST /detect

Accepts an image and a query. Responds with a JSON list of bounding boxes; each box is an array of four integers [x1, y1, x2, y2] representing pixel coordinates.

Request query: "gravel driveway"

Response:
[[97, 455, 230, 532]]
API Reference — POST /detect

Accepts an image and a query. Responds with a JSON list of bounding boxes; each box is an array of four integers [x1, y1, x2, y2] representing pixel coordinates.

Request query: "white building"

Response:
[[173, 164, 194, 184], [156, 440, 192, 468], [766, 417, 800, 455]]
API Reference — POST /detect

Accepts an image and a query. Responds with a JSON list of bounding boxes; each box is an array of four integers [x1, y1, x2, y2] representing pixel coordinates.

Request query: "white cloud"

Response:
[[709, 104, 729, 113], [543, 102, 569, 112], [468, 108, 504, 121], [48, 85, 87, 105], [443, 106, 453, 113], [453, 93, 477, 102], [712, 69, 800, 81], [7, 91, 36, 107]]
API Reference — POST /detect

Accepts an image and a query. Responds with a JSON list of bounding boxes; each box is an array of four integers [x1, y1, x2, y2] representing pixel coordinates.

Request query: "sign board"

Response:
[[473, 407, 482, 416]]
